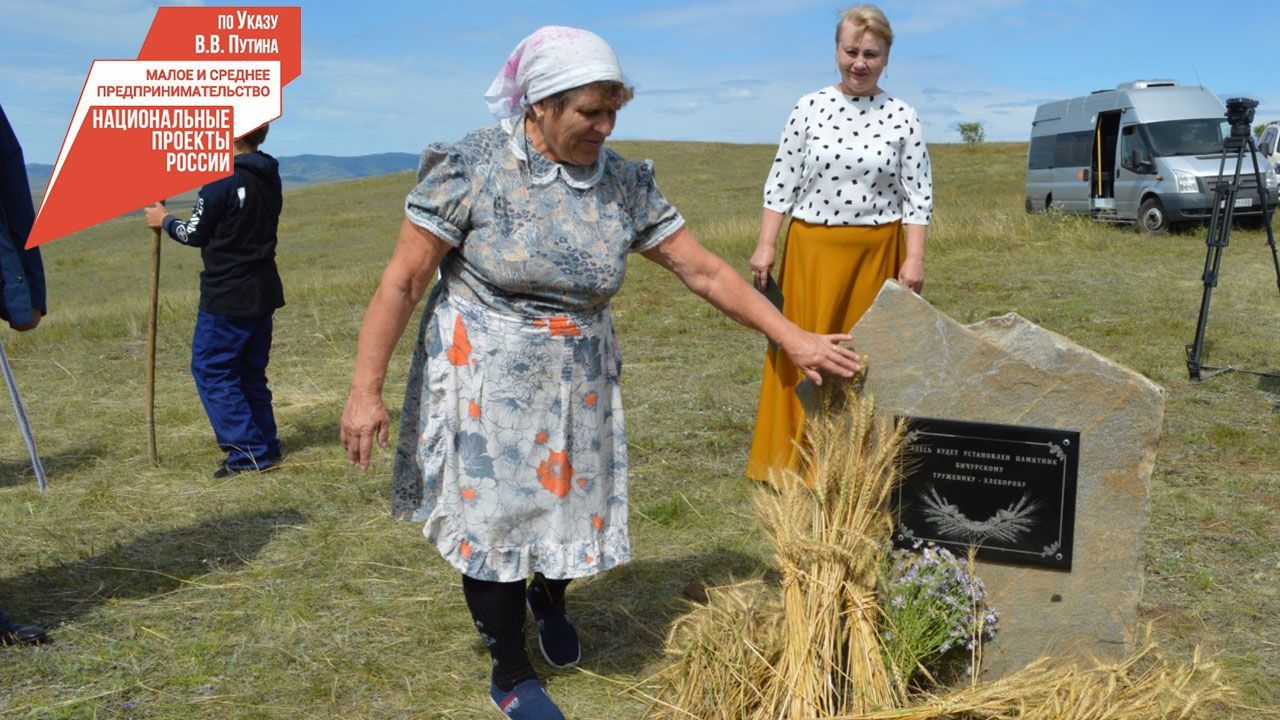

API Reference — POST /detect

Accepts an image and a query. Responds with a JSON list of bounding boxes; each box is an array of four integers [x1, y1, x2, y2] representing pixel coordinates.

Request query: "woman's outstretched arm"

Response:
[[643, 226, 862, 385], [341, 218, 453, 469]]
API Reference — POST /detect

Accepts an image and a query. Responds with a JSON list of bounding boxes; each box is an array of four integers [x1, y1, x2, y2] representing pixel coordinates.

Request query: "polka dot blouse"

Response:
[[763, 87, 932, 226]]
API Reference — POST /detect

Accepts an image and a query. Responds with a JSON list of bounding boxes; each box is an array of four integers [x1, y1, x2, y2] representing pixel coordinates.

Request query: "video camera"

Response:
[[1225, 97, 1258, 139]]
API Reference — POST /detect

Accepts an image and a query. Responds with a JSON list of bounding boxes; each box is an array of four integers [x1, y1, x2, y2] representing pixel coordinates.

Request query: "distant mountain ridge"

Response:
[[276, 152, 418, 186], [25, 163, 52, 191], [25, 152, 418, 194]]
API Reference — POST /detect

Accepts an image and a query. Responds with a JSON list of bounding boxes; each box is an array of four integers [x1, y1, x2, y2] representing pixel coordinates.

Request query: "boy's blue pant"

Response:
[[191, 311, 280, 470]]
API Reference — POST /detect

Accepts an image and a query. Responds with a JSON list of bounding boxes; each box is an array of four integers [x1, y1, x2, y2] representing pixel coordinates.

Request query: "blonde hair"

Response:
[[835, 4, 894, 48]]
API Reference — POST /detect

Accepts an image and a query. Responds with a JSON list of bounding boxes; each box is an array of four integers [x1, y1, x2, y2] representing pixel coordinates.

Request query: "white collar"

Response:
[[503, 117, 606, 190]]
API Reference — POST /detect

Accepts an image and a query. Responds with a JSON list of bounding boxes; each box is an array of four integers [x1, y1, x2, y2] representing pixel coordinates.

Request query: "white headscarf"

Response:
[[484, 26, 623, 120]]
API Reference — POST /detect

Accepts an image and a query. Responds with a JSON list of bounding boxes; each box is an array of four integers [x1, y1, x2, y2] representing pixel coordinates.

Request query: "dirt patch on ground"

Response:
[[1250, 491, 1280, 511]]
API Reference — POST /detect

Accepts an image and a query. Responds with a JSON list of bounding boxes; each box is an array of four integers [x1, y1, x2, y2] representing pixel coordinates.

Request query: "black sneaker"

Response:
[[526, 586, 580, 669], [212, 461, 277, 479], [0, 610, 48, 647]]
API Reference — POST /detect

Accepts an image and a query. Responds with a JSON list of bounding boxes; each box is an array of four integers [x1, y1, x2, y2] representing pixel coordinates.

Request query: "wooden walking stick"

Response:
[[146, 206, 162, 465]]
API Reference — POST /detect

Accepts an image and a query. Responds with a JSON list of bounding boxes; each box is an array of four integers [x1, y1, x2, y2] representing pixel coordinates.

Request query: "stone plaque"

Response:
[[895, 417, 1079, 570]]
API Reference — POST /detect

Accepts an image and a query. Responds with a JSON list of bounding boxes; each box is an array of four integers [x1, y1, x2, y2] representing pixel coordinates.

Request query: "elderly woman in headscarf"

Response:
[[340, 26, 860, 718]]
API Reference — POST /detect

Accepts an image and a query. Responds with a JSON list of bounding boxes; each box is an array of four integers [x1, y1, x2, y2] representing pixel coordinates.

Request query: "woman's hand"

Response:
[[749, 243, 775, 290], [781, 330, 863, 385], [750, 208, 786, 290], [341, 219, 452, 471], [341, 389, 390, 470], [897, 254, 924, 294], [899, 224, 926, 294]]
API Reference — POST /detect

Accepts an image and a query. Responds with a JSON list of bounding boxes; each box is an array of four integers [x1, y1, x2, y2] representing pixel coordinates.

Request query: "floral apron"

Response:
[[393, 286, 630, 582]]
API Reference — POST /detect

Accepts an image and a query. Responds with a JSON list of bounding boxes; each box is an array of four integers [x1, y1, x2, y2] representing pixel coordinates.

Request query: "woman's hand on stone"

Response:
[[782, 331, 863, 385], [341, 390, 390, 470]]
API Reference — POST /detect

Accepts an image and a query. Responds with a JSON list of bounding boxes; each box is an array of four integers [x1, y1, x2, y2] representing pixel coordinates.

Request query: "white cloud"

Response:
[[645, 80, 762, 115], [984, 98, 1058, 109], [922, 87, 993, 100], [890, 0, 1071, 36], [269, 48, 494, 155]]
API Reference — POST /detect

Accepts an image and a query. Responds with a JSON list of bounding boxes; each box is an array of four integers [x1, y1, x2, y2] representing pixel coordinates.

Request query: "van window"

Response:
[[1120, 126, 1155, 172], [1262, 128, 1277, 156], [1028, 135, 1054, 169], [1144, 118, 1227, 156], [1052, 131, 1093, 168]]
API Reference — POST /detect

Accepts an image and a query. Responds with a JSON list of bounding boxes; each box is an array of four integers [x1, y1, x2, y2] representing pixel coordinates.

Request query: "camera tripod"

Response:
[[1184, 115, 1280, 382]]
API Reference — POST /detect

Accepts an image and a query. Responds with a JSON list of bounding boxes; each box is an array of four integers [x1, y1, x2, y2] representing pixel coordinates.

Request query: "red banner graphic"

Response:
[[27, 7, 301, 248], [137, 7, 302, 86]]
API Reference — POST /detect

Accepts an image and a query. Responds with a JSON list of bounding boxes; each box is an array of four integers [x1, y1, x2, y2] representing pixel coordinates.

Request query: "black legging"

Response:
[[462, 573, 570, 692]]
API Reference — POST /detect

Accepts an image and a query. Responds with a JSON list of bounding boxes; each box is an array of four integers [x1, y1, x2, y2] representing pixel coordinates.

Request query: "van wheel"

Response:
[[1138, 197, 1168, 233]]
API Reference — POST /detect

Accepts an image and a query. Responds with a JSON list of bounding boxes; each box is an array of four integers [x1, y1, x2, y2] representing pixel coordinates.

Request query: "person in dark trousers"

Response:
[[0, 101, 50, 646], [145, 124, 284, 477]]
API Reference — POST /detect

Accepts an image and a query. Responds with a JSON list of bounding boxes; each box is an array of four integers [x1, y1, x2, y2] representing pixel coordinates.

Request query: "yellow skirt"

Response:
[[746, 219, 904, 481]]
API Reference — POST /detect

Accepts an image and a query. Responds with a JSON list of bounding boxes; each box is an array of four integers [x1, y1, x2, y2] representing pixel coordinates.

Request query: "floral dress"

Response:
[[391, 118, 684, 582]]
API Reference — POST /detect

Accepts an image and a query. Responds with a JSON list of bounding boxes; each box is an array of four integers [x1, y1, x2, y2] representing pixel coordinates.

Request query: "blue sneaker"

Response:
[[489, 679, 565, 719], [527, 585, 580, 669]]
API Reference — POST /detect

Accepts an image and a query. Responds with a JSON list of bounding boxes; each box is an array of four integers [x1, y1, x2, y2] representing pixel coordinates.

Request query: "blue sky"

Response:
[[1, 0, 1274, 164]]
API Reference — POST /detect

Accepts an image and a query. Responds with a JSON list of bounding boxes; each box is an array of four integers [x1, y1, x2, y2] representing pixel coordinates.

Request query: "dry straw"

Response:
[[647, 382, 1236, 720]]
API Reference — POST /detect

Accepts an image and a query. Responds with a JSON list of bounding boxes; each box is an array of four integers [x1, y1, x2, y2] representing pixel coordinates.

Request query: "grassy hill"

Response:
[[1, 140, 1277, 717]]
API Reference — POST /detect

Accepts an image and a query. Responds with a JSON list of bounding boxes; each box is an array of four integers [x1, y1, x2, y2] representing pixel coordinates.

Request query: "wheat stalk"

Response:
[[647, 382, 1236, 720]]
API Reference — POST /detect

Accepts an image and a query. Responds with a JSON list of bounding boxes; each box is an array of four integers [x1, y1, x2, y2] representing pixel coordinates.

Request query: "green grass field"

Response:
[[1, 139, 1278, 718]]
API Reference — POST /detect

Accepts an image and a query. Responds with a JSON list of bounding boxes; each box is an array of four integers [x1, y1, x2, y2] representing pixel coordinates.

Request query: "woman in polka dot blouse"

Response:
[[746, 3, 933, 481]]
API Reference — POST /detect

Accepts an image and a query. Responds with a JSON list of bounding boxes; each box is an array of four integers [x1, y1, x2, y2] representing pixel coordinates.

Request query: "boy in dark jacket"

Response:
[[145, 125, 284, 477], [1, 103, 50, 647]]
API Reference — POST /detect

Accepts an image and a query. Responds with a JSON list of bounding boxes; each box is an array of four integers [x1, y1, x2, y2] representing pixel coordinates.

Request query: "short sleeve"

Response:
[[404, 144, 473, 247], [623, 159, 685, 253]]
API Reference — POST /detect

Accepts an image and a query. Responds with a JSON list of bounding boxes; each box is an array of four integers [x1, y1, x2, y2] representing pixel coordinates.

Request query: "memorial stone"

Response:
[[803, 281, 1166, 676]]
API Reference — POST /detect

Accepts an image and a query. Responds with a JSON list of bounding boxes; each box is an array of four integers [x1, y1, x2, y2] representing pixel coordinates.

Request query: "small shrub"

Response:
[[957, 121, 986, 147]]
